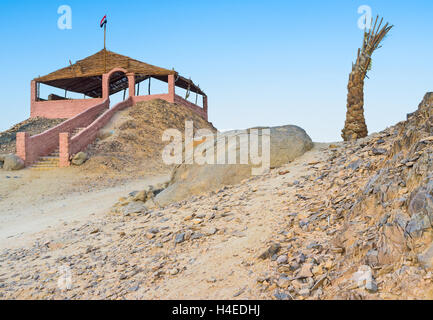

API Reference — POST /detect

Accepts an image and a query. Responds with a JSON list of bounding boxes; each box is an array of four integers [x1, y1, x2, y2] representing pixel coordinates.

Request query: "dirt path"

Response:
[[0, 171, 169, 250]]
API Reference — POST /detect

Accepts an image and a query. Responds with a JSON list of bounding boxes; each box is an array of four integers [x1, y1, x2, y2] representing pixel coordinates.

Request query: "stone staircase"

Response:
[[30, 127, 86, 171]]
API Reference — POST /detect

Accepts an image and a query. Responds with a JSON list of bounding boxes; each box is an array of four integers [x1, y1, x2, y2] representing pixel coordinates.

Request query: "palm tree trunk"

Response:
[[342, 70, 368, 141], [341, 16, 392, 142]]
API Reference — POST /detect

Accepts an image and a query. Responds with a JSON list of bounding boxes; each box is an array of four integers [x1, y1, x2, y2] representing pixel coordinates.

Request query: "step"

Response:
[[30, 167, 58, 171], [29, 126, 89, 172], [35, 162, 59, 166], [31, 162, 59, 166], [39, 157, 59, 161], [37, 158, 59, 162]]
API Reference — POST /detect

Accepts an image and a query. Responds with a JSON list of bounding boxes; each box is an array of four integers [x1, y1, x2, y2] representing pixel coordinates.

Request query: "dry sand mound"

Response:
[[79, 99, 217, 177]]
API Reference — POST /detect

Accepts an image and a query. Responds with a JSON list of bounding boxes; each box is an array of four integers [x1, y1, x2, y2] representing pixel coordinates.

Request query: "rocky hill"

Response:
[[1, 94, 433, 300]]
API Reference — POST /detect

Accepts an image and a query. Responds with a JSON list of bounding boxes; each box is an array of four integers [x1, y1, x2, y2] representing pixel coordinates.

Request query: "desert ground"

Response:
[[1, 94, 433, 300], [0, 143, 332, 299]]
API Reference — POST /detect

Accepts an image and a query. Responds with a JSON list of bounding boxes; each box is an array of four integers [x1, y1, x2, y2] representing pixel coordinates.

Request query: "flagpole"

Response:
[[104, 19, 107, 73]]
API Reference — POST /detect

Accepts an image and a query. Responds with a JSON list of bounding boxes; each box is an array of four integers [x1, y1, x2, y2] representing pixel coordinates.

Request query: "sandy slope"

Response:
[[0, 143, 332, 300], [0, 169, 169, 250]]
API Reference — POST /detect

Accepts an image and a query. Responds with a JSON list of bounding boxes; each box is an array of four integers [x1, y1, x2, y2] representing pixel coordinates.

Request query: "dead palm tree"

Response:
[[342, 16, 393, 141]]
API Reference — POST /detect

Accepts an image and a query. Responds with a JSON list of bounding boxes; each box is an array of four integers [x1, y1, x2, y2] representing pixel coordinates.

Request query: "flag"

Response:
[[100, 15, 107, 28]]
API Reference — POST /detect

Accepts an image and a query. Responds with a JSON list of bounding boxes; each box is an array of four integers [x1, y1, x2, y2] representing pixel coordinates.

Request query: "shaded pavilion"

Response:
[[31, 49, 208, 120]]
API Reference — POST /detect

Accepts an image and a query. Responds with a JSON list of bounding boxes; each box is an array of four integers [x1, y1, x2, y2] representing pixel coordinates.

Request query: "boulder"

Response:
[[71, 152, 88, 166], [118, 201, 148, 216], [98, 129, 114, 141], [155, 125, 313, 206], [1, 154, 24, 171]]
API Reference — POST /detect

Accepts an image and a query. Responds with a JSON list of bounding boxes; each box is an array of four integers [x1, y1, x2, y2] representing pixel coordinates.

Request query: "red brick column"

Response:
[[16, 132, 29, 165], [127, 73, 135, 97], [59, 132, 71, 167], [203, 96, 208, 121], [168, 74, 175, 103], [102, 74, 109, 100], [30, 80, 37, 118]]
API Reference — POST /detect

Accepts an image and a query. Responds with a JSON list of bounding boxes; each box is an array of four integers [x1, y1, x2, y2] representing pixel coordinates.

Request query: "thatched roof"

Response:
[[35, 49, 205, 98]]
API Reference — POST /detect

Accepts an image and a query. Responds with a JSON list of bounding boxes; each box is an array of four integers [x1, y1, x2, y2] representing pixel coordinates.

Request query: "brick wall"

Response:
[[17, 99, 109, 166], [59, 98, 133, 167], [31, 98, 105, 119]]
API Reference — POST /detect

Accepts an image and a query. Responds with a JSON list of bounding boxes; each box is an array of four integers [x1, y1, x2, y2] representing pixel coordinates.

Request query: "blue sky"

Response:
[[0, 0, 432, 141]]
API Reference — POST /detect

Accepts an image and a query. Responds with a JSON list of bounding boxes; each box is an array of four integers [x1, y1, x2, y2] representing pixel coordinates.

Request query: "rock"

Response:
[[90, 228, 100, 235], [297, 263, 313, 279], [134, 187, 155, 202], [351, 265, 378, 293], [376, 139, 385, 144], [129, 191, 139, 197], [169, 268, 179, 275], [298, 288, 311, 297], [207, 277, 217, 283], [233, 288, 245, 297], [347, 159, 362, 171], [98, 129, 113, 140], [274, 291, 291, 300], [377, 224, 407, 265], [306, 242, 322, 250], [311, 275, 327, 291], [1, 154, 24, 171], [148, 228, 159, 234], [418, 241, 433, 269], [372, 148, 387, 155], [174, 233, 185, 244], [276, 255, 288, 265], [184, 230, 193, 241], [204, 227, 217, 236], [258, 243, 281, 260], [406, 182, 433, 237], [71, 152, 88, 166], [365, 280, 378, 293], [365, 250, 379, 267], [190, 232, 204, 240], [297, 253, 307, 264], [119, 202, 148, 216], [277, 277, 291, 289], [134, 191, 148, 202], [155, 125, 313, 206]]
